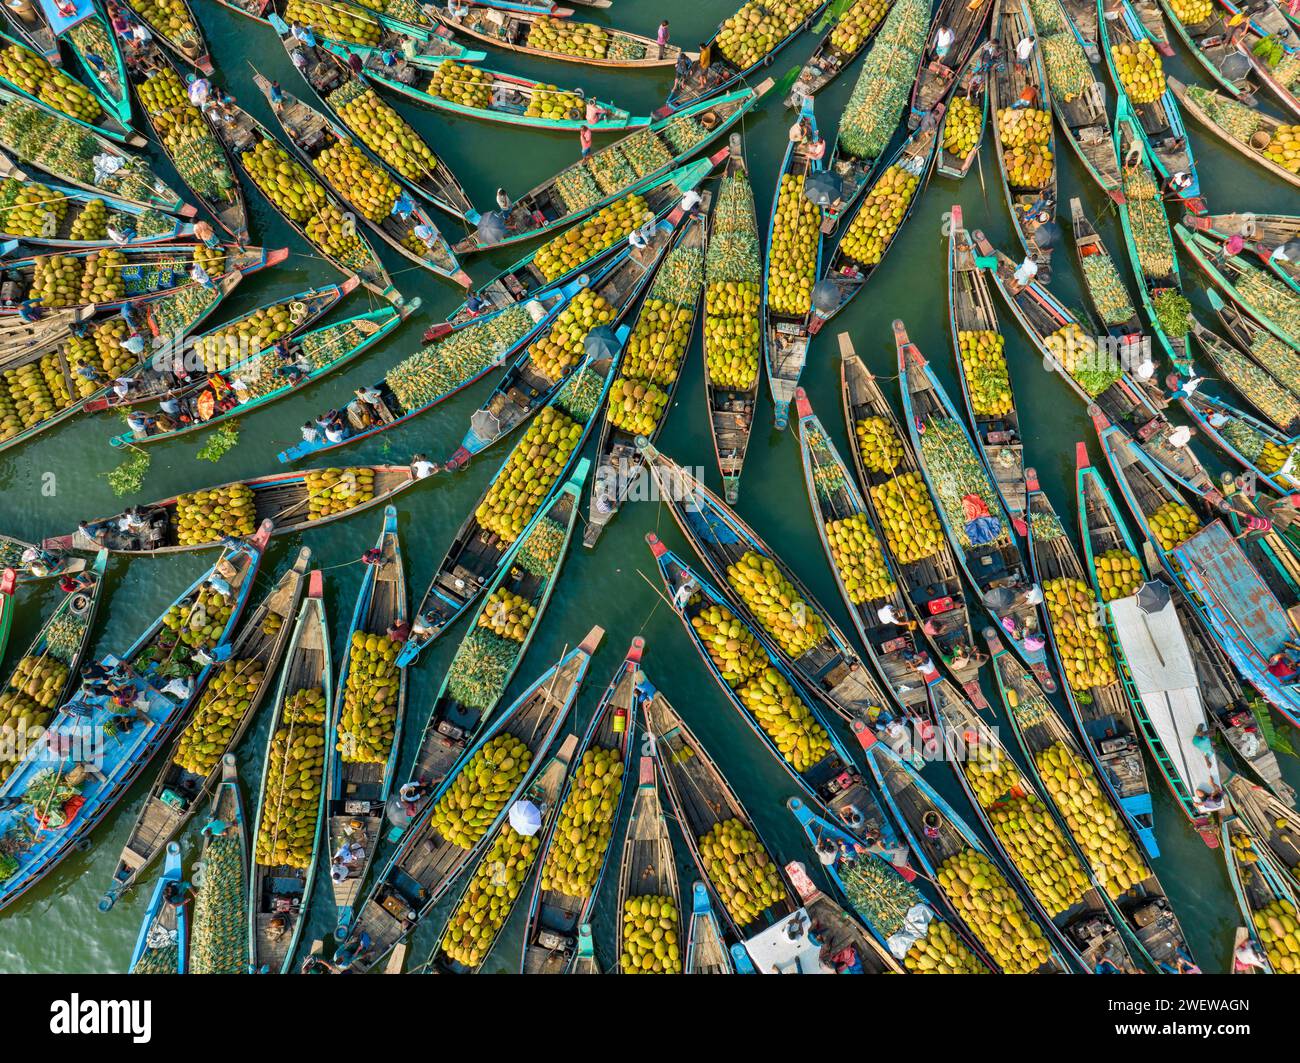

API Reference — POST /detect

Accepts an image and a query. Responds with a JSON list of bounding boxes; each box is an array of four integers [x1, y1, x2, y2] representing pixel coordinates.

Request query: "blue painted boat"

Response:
[[327, 507, 406, 939], [335, 626, 601, 973], [0, 526, 267, 913], [38, 0, 133, 130], [614, 753, 682, 974], [248, 570, 332, 974], [188, 754, 249, 974], [128, 841, 187, 973], [520, 638, 641, 973], [686, 881, 733, 973]]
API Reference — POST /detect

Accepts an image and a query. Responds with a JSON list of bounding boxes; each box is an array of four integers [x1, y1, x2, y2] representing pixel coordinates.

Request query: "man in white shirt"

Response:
[[934, 26, 955, 59], [680, 189, 702, 213], [1014, 36, 1035, 66], [1012, 256, 1038, 286], [411, 455, 438, 479]]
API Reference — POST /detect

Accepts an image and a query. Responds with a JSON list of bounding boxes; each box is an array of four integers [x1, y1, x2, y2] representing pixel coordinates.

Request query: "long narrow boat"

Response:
[[615, 753, 682, 974], [647, 533, 910, 842], [128, 842, 187, 973], [989, 0, 1057, 275], [248, 571, 331, 974], [947, 205, 1026, 519], [929, 676, 1143, 972], [685, 881, 734, 973], [584, 200, 708, 546], [702, 143, 760, 504], [188, 754, 249, 974], [121, 0, 211, 72], [856, 723, 1071, 971], [39, 0, 132, 130], [1024, 468, 1158, 855], [1205, 293, 1300, 416], [910, 0, 992, 124], [255, 0, 485, 60], [1228, 0, 1300, 119], [2, 1, 58, 62], [209, 96, 399, 302], [433, 6, 683, 68], [934, 43, 989, 179], [984, 627, 1193, 969], [111, 305, 416, 448], [1190, 313, 1300, 442], [1069, 196, 1143, 342], [763, 95, 823, 427], [1187, 213, 1300, 295], [326, 508, 405, 937], [671, 0, 827, 108], [840, 334, 986, 702], [453, 89, 763, 255], [117, 36, 246, 240], [788, 796, 992, 972], [336, 627, 600, 973], [1222, 815, 1298, 973], [643, 449, 912, 726], [0, 86, 192, 214], [1182, 390, 1299, 496], [1098, 0, 1205, 212], [1057, 0, 1103, 56], [101, 548, 310, 906], [786, 0, 895, 107], [897, 321, 1052, 683], [1227, 776, 1300, 869], [1155, 0, 1255, 97], [0, 528, 266, 912], [520, 639, 640, 973], [807, 118, 937, 334], [794, 388, 929, 720], [0, 535, 82, 584], [643, 675, 799, 953]]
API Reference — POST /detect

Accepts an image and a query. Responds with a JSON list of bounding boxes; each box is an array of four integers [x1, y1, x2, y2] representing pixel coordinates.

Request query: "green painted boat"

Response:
[[1221, 816, 1298, 974], [1155, 0, 1253, 97], [1183, 212, 1300, 295], [41, 0, 133, 129], [121, 0, 212, 73]]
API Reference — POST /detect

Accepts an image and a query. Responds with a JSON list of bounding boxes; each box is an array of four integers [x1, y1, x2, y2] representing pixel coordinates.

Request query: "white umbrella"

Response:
[[509, 799, 542, 836]]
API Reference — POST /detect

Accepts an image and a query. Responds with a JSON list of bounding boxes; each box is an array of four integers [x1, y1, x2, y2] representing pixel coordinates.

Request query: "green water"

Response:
[[1, 1, 1297, 973]]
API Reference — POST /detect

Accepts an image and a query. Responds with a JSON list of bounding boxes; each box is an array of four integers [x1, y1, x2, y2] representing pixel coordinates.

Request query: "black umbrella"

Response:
[[584, 325, 619, 360], [475, 210, 508, 244], [1278, 240, 1300, 262], [1032, 221, 1062, 250], [812, 279, 841, 313], [803, 170, 843, 207], [1218, 52, 1252, 82], [982, 586, 1016, 612], [1135, 580, 1171, 614]]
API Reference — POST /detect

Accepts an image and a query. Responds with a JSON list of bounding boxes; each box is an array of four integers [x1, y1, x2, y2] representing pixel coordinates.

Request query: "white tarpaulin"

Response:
[[1109, 594, 1221, 801]]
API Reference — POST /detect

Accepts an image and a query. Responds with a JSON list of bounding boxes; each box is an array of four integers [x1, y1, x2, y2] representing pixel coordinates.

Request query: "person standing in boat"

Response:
[[933, 25, 955, 61], [578, 125, 593, 159], [656, 20, 670, 60]]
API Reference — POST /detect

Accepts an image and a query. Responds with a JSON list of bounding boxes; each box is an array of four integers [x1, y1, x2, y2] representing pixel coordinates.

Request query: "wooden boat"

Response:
[[615, 754, 682, 974], [128, 842, 187, 973], [336, 627, 601, 973], [763, 95, 823, 428], [897, 321, 1052, 684], [1221, 815, 1298, 974], [0, 85, 192, 214], [0, 528, 266, 913], [1170, 76, 1300, 192], [1182, 390, 1298, 496], [279, 293, 578, 468], [46, 465, 418, 556], [121, 0, 211, 73], [788, 796, 993, 972], [188, 754, 249, 974], [671, 0, 827, 108], [930, 676, 1143, 972], [1204, 291, 1300, 410], [807, 118, 938, 334], [212, 0, 273, 19], [452, 88, 762, 254], [1225, 0, 1300, 119], [1069, 196, 1143, 342], [989, 0, 1057, 275], [433, 5, 683, 68], [1056, 0, 1103, 57], [256, 65, 465, 289], [449, 156, 714, 325], [686, 881, 733, 973], [100, 548, 310, 907], [248, 571, 332, 974], [839, 334, 986, 703], [449, 210, 681, 465], [1185, 212, 1300, 294], [935, 44, 989, 179], [209, 95, 399, 302], [572, 925, 599, 973], [584, 200, 708, 546], [520, 639, 640, 973], [1175, 222, 1300, 350], [109, 305, 415, 448], [910, 0, 993, 124], [1098, 0, 1205, 212], [39, 0, 133, 130], [643, 675, 799, 947], [1227, 776, 1300, 872], [0, 242, 282, 318], [984, 627, 1194, 969], [786, 0, 895, 107], [0, 535, 83, 584], [947, 205, 1026, 519], [1156, 0, 1255, 97], [87, 278, 358, 412], [643, 449, 909, 726], [2, 0, 58, 62], [1025, 468, 1157, 856], [856, 723, 1071, 971], [326, 507, 406, 938], [117, 36, 246, 241], [429, 731, 581, 974], [794, 389, 929, 719], [269, 29, 474, 222]]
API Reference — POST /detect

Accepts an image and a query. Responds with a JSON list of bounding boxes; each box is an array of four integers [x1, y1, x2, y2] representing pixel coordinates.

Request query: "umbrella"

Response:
[[1218, 52, 1252, 82], [812, 278, 841, 313], [803, 170, 843, 207], [476, 211, 508, 244], [1277, 239, 1300, 262], [982, 586, 1016, 612], [1135, 580, 1171, 614], [583, 324, 619, 360], [509, 799, 543, 836], [1032, 221, 1062, 250]]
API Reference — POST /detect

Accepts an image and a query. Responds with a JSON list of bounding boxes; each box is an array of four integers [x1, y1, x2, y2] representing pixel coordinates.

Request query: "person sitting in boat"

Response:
[[1194, 785, 1226, 814], [1157, 950, 1202, 975], [273, 361, 306, 387], [334, 930, 372, 972], [805, 136, 827, 162], [1234, 937, 1270, 972], [788, 117, 810, 144], [77, 520, 112, 549], [411, 454, 439, 480], [584, 98, 607, 126], [290, 22, 317, 48], [290, 48, 309, 76], [398, 781, 427, 818], [1010, 84, 1038, 111], [1163, 171, 1193, 196], [324, 418, 349, 444], [447, 0, 470, 19], [921, 811, 942, 840], [413, 223, 441, 251], [387, 618, 411, 643], [673, 575, 698, 610], [53, 0, 77, 18], [125, 410, 153, 438], [329, 840, 365, 883], [907, 651, 938, 682], [815, 836, 839, 867], [19, 545, 51, 578], [1268, 648, 1300, 683], [673, 51, 691, 86], [1191, 723, 1215, 767]]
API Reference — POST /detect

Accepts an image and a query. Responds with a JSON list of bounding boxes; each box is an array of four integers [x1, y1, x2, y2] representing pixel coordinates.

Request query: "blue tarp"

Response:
[[964, 515, 1002, 546]]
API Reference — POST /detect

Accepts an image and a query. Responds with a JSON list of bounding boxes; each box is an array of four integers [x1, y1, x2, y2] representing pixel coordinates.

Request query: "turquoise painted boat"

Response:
[[128, 842, 187, 973], [1190, 307, 1300, 434], [248, 570, 332, 974], [121, 0, 212, 73], [1221, 815, 1298, 974], [1181, 390, 1299, 496], [686, 881, 733, 973], [38, 0, 132, 130], [189, 754, 250, 974], [1, 0, 58, 62], [614, 753, 683, 974]]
